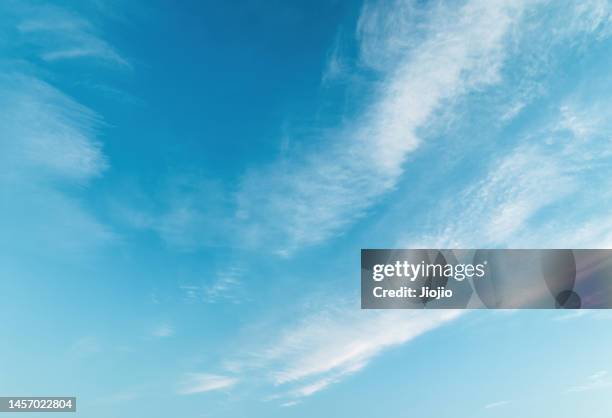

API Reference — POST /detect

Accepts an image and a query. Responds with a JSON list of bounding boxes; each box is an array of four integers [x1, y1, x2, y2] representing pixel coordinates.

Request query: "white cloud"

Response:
[[467, 145, 574, 245], [206, 3, 612, 404], [177, 373, 238, 395], [485, 400, 510, 409], [406, 96, 612, 250], [268, 309, 460, 386], [179, 285, 202, 304], [569, 0, 612, 38], [118, 0, 612, 255], [481, 150, 572, 244], [152, 323, 174, 338], [0, 74, 107, 182], [119, 178, 231, 252], [224, 302, 461, 402], [552, 310, 590, 321], [567, 370, 611, 393], [404, 145, 574, 249], [590, 371, 608, 380], [0, 73, 115, 254], [0, 3, 122, 256], [321, 32, 346, 83], [17, 5, 130, 67], [236, 0, 529, 254], [175, 266, 244, 304], [204, 267, 244, 303], [293, 378, 333, 397]]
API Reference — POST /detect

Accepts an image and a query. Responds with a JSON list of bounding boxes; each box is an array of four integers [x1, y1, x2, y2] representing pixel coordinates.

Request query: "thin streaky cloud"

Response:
[[151, 323, 174, 338], [0, 74, 107, 182], [177, 373, 238, 395], [0, 1, 123, 256], [0, 72, 115, 253], [221, 301, 461, 402], [406, 97, 612, 250], [485, 400, 510, 409], [567, 370, 611, 393], [552, 310, 590, 321], [267, 309, 461, 386], [16, 4, 130, 68], [150, 1, 612, 408], [321, 31, 346, 84], [204, 267, 244, 304], [237, 0, 529, 253]]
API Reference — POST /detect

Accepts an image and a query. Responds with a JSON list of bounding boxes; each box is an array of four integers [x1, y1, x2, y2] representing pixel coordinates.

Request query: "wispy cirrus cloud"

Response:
[[321, 31, 346, 84], [16, 4, 130, 67], [151, 322, 174, 338], [485, 400, 510, 409], [0, 2, 126, 255], [406, 94, 612, 250], [236, 0, 529, 254], [204, 267, 244, 304], [177, 373, 238, 395], [407, 143, 576, 248], [178, 0, 612, 406], [115, 0, 612, 255], [218, 301, 461, 402], [567, 371, 612, 393], [0, 74, 107, 183], [176, 266, 245, 304], [0, 73, 115, 253], [264, 309, 460, 387], [230, 0, 612, 256], [111, 176, 233, 252]]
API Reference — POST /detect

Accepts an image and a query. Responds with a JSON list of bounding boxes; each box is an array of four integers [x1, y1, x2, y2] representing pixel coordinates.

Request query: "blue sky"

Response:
[[1, 0, 612, 417]]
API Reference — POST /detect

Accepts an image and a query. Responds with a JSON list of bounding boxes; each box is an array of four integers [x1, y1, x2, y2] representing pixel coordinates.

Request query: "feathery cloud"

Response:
[[485, 400, 510, 409], [17, 5, 130, 67], [567, 371, 611, 393], [178, 373, 238, 395], [222, 301, 461, 402], [236, 0, 528, 254], [0, 2, 125, 255], [152, 323, 174, 338]]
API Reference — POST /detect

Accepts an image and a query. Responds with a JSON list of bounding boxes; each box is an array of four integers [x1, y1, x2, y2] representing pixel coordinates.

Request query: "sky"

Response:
[[1, 0, 612, 417]]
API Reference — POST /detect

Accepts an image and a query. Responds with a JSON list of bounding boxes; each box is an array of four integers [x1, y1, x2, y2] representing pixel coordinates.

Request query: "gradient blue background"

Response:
[[1, 0, 612, 417]]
